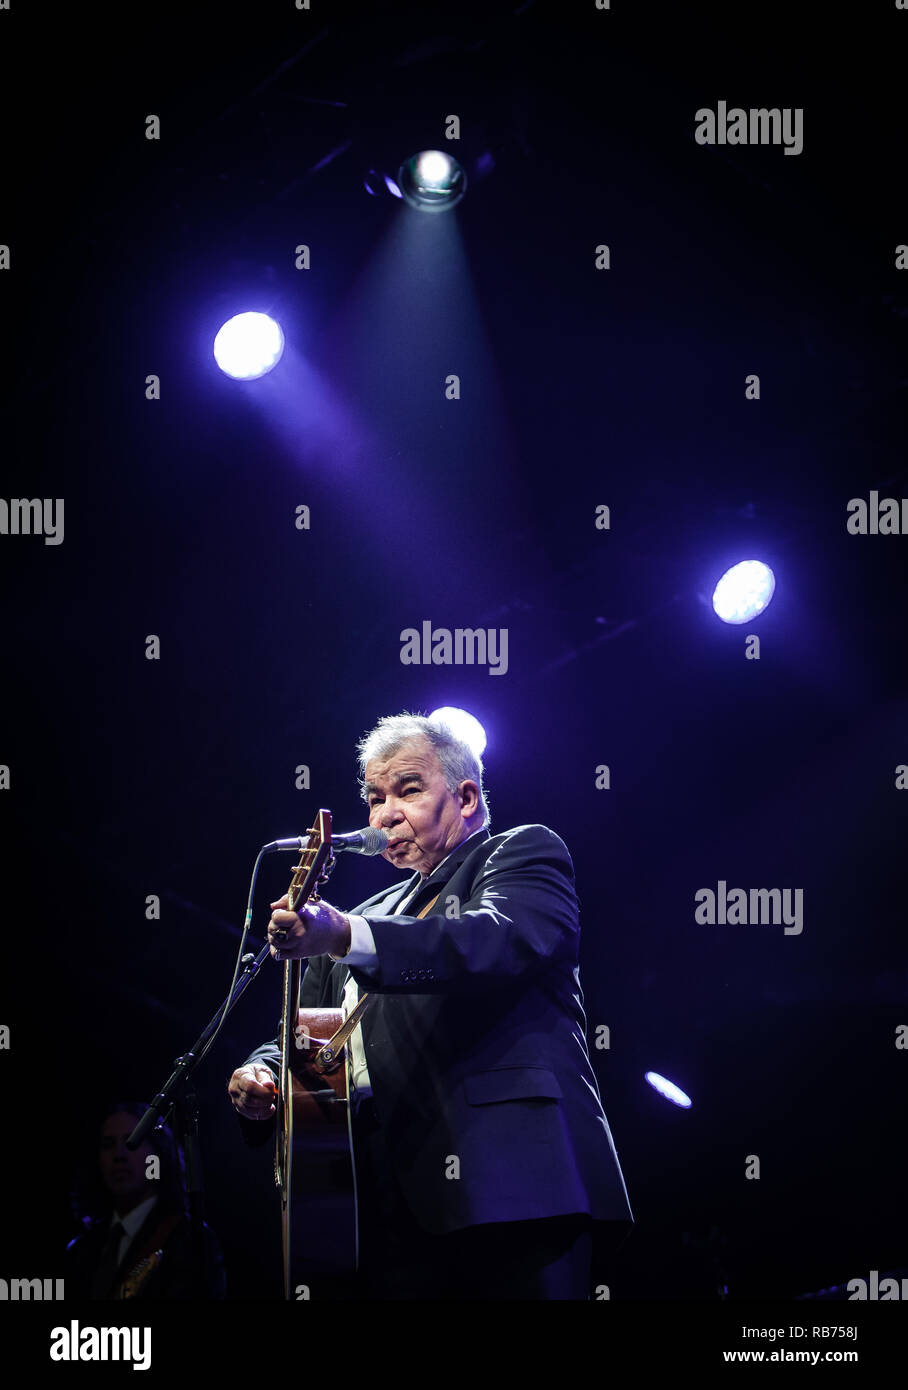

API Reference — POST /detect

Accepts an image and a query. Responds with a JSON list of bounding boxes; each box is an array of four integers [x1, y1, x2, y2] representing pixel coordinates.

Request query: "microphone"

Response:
[[261, 827, 389, 856], [332, 827, 389, 855]]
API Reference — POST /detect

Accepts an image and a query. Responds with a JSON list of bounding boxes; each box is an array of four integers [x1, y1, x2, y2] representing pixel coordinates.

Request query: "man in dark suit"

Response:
[[229, 713, 632, 1299], [65, 1103, 225, 1299]]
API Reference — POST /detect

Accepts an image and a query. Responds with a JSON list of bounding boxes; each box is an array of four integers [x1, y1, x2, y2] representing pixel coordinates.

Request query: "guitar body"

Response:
[[274, 812, 358, 1299], [281, 1007, 357, 1299]]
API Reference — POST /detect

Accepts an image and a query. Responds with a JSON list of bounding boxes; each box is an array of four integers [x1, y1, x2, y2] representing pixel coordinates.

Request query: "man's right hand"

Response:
[[228, 1064, 278, 1120]]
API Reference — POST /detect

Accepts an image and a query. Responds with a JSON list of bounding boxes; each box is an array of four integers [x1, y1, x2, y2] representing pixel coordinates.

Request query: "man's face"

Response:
[[364, 736, 477, 877], [98, 1112, 154, 1211]]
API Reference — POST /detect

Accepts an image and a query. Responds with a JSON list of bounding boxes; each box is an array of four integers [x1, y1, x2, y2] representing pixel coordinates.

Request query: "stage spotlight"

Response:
[[213, 312, 284, 380], [712, 560, 775, 625], [429, 707, 487, 758], [397, 150, 466, 213], [645, 1072, 692, 1108]]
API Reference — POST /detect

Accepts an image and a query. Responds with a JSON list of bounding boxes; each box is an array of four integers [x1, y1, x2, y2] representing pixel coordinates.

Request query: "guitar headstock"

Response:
[[287, 809, 333, 912]]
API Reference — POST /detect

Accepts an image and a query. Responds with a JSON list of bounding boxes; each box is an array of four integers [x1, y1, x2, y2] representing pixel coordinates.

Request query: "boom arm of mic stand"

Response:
[[126, 942, 273, 1151]]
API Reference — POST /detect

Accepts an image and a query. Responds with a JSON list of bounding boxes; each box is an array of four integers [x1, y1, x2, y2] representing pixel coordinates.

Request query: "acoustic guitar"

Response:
[[272, 810, 438, 1299], [274, 809, 358, 1300]]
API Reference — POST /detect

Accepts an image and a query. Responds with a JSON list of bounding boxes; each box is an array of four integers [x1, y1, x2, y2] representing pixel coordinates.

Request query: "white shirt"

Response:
[[341, 874, 424, 1108], [339, 830, 486, 1110], [109, 1194, 158, 1268]]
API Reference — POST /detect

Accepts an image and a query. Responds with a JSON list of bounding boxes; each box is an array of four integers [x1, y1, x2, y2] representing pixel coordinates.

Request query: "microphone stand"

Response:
[[126, 943, 272, 1297], [123, 828, 379, 1296]]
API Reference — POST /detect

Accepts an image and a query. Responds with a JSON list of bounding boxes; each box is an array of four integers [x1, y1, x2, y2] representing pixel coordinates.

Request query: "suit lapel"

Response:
[[342, 832, 490, 1080], [405, 828, 490, 912], [328, 878, 416, 1004], [339, 829, 491, 1003], [388, 874, 422, 912]]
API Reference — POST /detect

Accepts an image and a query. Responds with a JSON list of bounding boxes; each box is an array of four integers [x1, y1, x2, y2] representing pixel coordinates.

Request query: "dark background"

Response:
[[1, 0, 906, 1302]]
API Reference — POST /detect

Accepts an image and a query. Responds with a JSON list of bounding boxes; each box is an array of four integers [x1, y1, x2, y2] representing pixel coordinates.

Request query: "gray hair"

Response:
[[356, 712, 490, 828]]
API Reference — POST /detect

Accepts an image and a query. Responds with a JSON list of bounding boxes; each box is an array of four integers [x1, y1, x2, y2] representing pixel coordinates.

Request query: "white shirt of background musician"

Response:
[[108, 1194, 158, 1268]]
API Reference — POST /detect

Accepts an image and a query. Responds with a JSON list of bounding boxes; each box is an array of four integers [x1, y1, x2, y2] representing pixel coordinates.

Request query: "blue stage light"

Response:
[[429, 707, 487, 758], [645, 1072, 692, 1108], [213, 312, 284, 380], [416, 151, 452, 186], [398, 150, 466, 212], [712, 560, 775, 624]]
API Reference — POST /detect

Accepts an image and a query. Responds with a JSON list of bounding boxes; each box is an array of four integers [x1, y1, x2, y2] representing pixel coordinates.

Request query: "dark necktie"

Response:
[[393, 875, 422, 912], [89, 1220, 126, 1299]]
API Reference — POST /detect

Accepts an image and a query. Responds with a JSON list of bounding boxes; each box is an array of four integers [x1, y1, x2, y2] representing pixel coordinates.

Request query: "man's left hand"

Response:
[[267, 894, 351, 960]]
